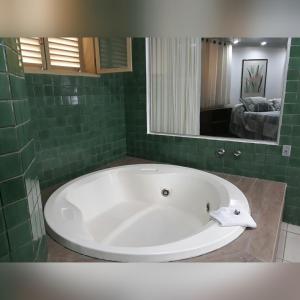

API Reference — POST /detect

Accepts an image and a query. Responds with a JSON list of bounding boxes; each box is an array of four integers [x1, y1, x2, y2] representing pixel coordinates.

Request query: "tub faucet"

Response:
[[216, 148, 225, 157], [233, 150, 242, 158]]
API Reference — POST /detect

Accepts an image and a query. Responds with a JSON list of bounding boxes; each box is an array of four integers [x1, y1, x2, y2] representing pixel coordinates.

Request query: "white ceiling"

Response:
[[232, 38, 288, 48]]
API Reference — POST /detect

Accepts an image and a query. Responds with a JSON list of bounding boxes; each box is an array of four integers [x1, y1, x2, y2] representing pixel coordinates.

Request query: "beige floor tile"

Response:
[[284, 232, 300, 262], [281, 222, 288, 231], [276, 229, 287, 259], [287, 224, 300, 235]]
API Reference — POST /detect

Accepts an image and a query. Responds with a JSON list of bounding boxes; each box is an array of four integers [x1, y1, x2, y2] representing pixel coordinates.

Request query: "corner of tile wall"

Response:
[[281, 38, 300, 225], [0, 38, 47, 262]]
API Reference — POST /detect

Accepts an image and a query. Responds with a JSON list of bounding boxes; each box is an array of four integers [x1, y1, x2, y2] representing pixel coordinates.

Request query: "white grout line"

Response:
[[281, 222, 288, 231], [287, 224, 300, 235], [276, 222, 300, 260], [282, 227, 288, 260], [280, 223, 300, 234], [268, 222, 300, 261], [280, 223, 300, 262]]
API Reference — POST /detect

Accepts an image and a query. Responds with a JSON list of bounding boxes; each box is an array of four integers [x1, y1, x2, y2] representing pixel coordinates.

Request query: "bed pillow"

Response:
[[268, 98, 281, 111], [241, 97, 275, 112]]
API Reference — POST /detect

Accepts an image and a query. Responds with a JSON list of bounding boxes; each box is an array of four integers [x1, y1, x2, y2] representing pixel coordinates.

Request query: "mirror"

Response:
[[146, 37, 289, 143]]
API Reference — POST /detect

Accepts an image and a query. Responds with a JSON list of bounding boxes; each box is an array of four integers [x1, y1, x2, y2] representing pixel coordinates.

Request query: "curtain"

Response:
[[147, 37, 201, 136], [201, 39, 232, 110]]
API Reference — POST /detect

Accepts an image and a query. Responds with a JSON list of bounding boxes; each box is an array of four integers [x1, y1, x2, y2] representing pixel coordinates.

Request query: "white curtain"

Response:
[[201, 39, 232, 110], [147, 37, 201, 136]]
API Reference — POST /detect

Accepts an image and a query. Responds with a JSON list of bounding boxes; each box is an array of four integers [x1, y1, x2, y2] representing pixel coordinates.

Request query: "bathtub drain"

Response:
[[161, 189, 170, 197]]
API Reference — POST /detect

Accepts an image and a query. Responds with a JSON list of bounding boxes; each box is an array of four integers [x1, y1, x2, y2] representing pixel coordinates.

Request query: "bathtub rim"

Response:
[[44, 163, 249, 262]]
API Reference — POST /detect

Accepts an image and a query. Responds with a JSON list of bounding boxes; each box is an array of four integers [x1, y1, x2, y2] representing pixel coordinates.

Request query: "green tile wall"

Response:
[[0, 38, 47, 262], [25, 73, 127, 188], [124, 38, 300, 225]]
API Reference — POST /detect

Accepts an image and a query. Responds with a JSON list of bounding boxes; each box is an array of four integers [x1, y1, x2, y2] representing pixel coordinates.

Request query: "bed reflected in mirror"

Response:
[[200, 38, 288, 142], [146, 37, 290, 143]]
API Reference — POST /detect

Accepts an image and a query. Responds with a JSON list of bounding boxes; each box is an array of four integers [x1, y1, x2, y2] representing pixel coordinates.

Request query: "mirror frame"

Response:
[[146, 37, 292, 145]]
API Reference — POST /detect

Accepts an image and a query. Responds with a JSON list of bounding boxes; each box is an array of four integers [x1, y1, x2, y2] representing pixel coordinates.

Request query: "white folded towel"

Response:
[[209, 206, 257, 228]]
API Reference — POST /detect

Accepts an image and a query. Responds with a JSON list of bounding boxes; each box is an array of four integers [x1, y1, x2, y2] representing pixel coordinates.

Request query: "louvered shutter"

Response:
[[19, 37, 44, 68], [97, 38, 132, 73], [46, 37, 81, 70]]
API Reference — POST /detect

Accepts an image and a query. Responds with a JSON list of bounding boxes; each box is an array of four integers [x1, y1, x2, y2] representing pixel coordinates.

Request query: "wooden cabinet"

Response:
[[200, 107, 233, 137]]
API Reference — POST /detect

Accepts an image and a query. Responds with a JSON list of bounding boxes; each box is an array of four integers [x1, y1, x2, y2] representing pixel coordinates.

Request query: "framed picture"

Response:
[[240, 59, 268, 98]]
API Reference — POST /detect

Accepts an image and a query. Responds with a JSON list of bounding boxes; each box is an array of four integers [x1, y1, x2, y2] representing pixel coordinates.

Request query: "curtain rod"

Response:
[[201, 38, 228, 46]]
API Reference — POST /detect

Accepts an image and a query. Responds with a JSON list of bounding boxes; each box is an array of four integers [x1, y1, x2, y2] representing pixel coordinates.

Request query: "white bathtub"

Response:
[[44, 164, 250, 262]]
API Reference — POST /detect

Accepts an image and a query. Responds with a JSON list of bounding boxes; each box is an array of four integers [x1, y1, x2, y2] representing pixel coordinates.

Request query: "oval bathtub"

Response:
[[44, 164, 250, 262]]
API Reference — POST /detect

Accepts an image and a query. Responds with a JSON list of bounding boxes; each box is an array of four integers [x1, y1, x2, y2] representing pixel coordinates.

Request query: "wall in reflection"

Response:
[[200, 38, 288, 142]]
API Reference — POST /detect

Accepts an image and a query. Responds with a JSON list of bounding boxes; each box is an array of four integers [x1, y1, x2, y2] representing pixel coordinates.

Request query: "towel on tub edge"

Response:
[[209, 206, 257, 229]]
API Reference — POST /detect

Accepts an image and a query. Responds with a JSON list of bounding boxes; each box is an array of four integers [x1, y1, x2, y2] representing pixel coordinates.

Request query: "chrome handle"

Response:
[[216, 148, 225, 157], [233, 150, 242, 158]]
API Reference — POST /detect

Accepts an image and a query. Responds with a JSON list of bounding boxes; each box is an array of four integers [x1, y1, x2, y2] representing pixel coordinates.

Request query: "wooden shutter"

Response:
[[19, 37, 45, 69], [46, 37, 82, 71], [95, 37, 132, 73]]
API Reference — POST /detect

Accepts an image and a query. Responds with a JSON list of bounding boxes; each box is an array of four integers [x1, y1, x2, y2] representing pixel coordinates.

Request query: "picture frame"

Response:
[[240, 59, 268, 98]]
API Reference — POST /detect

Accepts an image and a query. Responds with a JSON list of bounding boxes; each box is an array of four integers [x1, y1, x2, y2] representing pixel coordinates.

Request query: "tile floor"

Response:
[[277, 222, 300, 262]]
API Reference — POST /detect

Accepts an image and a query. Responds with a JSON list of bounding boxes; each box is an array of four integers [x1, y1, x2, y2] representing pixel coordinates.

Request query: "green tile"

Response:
[[3, 199, 29, 229], [0, 152, 22, 181], [287, 70, 300, 81], [0, 176, 26, 205], [32, 75, 43, 85], [33, 85, 43, 96], [0, 39, 46, 262], [286, 80, 298, 92], [284, 103, 300, 114], [280, 135, 292, 145], [10, 241, 34, 262], [13, 100, 24, 124], [290, 147, 300, 159], [280, 125, 292, 136], [17, 121, 32, 147], [0, 46, 6, 72], [10, 75, 27, 99], [283, 205, 300, 225], [284, 92, 298, 103], [0, 127, 18, 154], [26, 72, 127, 187], [41, 74, 52, 85], [0, 209, 5, 233], [5, 47, 22, 75], [44, 85, 53, 96], [0, 254, 10, 262], [13, 100, 30, 124], [290, 46, 300, 58], [0, 74, 11, 99], [7, 220, 32, 250], [0, 101, 15, 127], [21, 140, 35, 171], [2, 38, 19, 52], [291, 38, 300, 46], [289, 57, 300, 69], [0, 232, 9, 257]]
